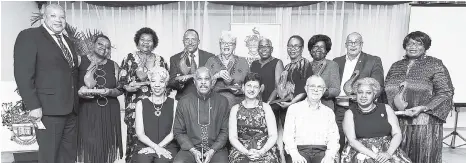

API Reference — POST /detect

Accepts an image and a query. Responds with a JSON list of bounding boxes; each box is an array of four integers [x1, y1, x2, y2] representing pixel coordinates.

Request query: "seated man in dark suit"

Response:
[[169, 29, 215, 100]]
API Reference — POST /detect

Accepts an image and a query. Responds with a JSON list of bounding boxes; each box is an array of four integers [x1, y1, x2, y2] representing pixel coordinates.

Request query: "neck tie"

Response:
[[190, 53, 197, 74], [54, 34, 74, 68]]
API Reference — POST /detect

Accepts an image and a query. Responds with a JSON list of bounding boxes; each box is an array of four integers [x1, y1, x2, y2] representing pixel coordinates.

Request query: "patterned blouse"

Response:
[[229, 102, 279, 163], [385, 55, 454, 125]]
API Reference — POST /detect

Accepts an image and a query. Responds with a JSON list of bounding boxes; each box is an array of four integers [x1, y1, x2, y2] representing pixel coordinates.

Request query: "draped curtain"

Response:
[[49, 1, 410, 75]]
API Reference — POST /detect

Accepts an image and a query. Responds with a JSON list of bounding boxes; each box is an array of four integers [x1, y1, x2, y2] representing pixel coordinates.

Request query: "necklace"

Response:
[[197, 98, 212, 161], [359, 104, 376, 114], [151, 95, 165, 116], [220, 54, 231, 67]]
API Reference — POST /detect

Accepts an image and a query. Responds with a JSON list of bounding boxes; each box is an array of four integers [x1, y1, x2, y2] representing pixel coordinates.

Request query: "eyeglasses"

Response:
[[312, 45, 326, 50], [287, 45, 302, 49], [345, 41, 362, 46], [183, 38, 198, 43], [406, 41, 423, 47], [221, 42, 235, 46], [306, 85, 326, 91]]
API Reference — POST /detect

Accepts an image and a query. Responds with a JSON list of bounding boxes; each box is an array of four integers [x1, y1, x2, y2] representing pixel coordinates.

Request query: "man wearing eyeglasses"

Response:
[[332, 32, 387, 156], [169, 29, 215, 100], [283, 75, 339, 163]]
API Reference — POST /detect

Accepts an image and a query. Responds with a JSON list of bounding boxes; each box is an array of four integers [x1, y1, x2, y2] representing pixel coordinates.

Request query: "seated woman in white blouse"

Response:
[[283, 75, 339, 163]]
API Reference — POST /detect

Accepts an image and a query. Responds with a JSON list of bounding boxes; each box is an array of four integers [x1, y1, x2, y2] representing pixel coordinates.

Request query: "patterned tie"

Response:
[[54, 34, 74, 68], [190, 53, 197, 74]]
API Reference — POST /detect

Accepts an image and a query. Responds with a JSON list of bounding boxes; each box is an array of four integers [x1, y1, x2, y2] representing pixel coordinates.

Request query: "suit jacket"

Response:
[[168, 49, 215, 100], [14, 25, 79, 115], [333, 52, 387, 103]]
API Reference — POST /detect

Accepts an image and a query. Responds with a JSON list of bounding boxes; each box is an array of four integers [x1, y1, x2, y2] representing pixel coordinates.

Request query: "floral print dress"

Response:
[[229, 102, 279, 163], [118, 52, 168, 163]]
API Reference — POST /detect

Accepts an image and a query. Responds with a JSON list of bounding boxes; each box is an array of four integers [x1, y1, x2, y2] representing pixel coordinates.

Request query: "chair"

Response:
[[443, 103, 466, 149]]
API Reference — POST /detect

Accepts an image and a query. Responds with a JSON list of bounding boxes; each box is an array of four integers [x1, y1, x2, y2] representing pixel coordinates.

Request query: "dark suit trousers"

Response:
[[285, 145, 327, 163], [36, 113, 77, 163], [173, 148, 228, 163], [334, 104, 349, 155]]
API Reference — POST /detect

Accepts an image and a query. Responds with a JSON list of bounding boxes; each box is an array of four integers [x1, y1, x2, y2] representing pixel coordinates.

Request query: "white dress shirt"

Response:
[[283, 99, 340, 158], [188, 49, 200, 68], [43, 23, 74, 61], [337, 53, 360, 106]]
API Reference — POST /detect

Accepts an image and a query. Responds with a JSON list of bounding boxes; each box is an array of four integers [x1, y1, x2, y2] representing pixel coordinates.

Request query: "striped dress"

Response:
[[385, 55, 454, 163]]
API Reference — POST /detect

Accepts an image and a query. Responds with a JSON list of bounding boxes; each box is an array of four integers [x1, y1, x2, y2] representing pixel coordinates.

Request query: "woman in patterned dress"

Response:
[[228, 72, 279, 163], [205, 31, 250, 109], [119, 27, 169, 163], [341, 78, 411, 163], [385, 31, 454, 163]]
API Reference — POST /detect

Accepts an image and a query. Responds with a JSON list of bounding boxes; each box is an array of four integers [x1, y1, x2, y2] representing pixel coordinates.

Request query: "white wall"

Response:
[[1, 1, 40, 81], [409, 6, 466, 148]]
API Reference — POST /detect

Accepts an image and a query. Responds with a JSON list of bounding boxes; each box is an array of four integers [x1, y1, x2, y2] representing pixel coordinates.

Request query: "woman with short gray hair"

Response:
[[341, 77, 411, 163]]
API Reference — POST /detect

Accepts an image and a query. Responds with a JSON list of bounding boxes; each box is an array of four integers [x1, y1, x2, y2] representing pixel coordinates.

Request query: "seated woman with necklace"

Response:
[[341, 78, 411, 163], [134, 67, 179, 163], [228, 73, 279, 163], [119, 27, 169, 162]]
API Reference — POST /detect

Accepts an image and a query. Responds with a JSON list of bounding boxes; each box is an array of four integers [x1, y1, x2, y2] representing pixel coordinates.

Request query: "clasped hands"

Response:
[[138, 145, 172, 159], [395, 106, 426, 117], [214, 70, 233, 83], [373, 152, 392, 163], [246, 149, 264, 161], [190, 148, 215, 163]]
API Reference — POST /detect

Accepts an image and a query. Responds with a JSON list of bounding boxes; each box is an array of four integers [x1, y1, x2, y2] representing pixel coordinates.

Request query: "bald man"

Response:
[[332, 32, 386, 155], [172, 67, 230, 163], [283, 76, 339, 163], [14, 4, 79, 163]]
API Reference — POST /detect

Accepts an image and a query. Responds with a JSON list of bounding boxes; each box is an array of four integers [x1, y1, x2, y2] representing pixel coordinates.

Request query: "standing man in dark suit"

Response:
[[333, 32, 387, 155], [13, 4, 79, 163], [169, 29, 215, 100]]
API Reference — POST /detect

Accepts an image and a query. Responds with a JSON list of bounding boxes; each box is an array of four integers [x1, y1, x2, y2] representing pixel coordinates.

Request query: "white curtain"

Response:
[[48, 1, 410, 158], [51, 1, 409, 76]]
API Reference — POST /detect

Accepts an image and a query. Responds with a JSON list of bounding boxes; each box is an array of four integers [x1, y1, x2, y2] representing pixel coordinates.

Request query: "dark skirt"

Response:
[[77, 98, 123, 163], [400, 124, 443, 163], [341, 136, 411, 163]]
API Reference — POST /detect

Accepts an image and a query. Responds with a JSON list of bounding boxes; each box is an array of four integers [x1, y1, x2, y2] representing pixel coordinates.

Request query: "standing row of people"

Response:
[[13, 4, 454, 163]]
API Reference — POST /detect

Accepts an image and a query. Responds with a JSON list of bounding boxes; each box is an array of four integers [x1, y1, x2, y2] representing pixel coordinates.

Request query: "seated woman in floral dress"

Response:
[[228, 72, 279, 163], [341, 78, 411, 163]]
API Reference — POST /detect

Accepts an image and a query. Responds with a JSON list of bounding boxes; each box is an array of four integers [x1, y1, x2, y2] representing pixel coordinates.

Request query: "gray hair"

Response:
[[219, 31, 237, 43], [305, 75, 327, 88], [352, 77, 381, 97], [147, 66, 169, 83], [195, 67, 213, 79]]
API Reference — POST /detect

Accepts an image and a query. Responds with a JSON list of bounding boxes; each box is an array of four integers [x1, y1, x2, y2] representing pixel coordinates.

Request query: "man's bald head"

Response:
[[305, 75, 327, 101], [306, 75, 327, 88], [346, 32, 363, 43], [43, 4, 66, 34], [345, 32, 364, 58], [44, 4, 65, 14], [194, 67, 214, 95]]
